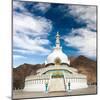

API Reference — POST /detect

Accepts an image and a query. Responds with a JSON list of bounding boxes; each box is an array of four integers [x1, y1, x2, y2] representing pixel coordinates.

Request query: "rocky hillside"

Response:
[[70, 55, 97, 84], [13, 63, 45, 89], [13, 55, 97, 89]]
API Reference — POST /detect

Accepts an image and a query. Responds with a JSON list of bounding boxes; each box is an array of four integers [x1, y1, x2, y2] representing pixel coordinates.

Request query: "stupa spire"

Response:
[[56, 32, 60, 48]]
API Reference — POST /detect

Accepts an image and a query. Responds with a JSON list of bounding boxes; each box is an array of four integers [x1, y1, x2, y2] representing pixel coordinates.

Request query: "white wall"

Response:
[[24, 78, 88, 91], [65, 78, 88, 90], [24, 79, 49, 91], [24, 84, 45, 92]]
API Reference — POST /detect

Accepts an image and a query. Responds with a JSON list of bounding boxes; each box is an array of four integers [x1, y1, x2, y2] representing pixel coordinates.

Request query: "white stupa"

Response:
[[24, 32, 88, 92], [46, 32, 70, 65]]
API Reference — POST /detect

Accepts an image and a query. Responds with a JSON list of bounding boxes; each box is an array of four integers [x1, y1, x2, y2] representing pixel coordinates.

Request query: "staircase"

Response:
[[48, 78, 66, 92]]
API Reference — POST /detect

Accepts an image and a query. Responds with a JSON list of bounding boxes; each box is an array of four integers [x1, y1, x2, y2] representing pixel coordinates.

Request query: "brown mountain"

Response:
[[13, 55, 97, 89], [70, 55, 97, 84], [13, 63, 45, 89]]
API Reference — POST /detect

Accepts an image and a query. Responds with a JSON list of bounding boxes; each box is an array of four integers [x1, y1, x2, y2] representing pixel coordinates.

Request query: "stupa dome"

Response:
[[45, 32, 70, 65], [46, 48, 70, 64]]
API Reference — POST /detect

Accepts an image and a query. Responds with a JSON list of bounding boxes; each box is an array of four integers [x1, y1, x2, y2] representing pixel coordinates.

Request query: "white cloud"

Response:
[[13, 0, 25, 11], [33, 2, 51, 13], [13, 1, 52, 58], [13, 55, 27, 59], [63, 5, 97, 58], [13, 34, 51, 55], [68, 5, 97, 30], [64, 28, 96, 58], [13, 12, 52, 36]]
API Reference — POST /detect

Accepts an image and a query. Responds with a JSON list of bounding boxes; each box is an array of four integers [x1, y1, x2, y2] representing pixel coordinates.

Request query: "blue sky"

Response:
[[13, 0, 97, 67]]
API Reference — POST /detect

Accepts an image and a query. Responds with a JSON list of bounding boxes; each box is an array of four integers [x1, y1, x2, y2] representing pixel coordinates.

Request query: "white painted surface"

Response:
[[48, 78, 65, 92], [24, 84, 45, 92], [46, 48, 70, 64], [46, 32, 70, 65], [24, 78, 88, 92], [66, 82, 88, 90]]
